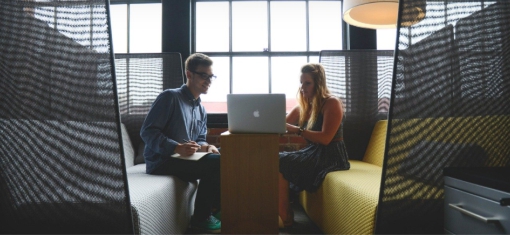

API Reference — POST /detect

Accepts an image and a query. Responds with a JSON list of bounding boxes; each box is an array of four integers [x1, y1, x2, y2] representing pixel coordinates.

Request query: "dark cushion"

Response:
[[134, 142, 146, 165]]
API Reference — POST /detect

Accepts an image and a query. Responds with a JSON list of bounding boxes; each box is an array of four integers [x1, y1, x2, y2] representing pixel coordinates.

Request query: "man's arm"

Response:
[[196, 106, 208, 144], [196, 105, 218, 153], [140, 91, 180, 156]]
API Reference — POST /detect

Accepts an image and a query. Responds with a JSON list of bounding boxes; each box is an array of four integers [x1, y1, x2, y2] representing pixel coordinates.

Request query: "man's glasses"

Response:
[[189, 70, 217, 81]]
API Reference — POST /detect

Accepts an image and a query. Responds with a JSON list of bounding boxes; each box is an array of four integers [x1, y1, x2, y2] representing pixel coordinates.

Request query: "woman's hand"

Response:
[[286, 97, 343, 145], [174, 141, 200, 156], [286, 123, 300, 135]]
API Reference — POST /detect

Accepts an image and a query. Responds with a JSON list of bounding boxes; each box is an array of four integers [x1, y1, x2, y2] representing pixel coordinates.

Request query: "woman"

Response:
[[279, 63, 350, 227]]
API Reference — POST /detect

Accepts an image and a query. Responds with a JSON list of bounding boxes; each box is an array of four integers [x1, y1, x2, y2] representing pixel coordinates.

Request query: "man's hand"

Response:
[[175, 141, 200, 156], [206, 145, 219, 154]]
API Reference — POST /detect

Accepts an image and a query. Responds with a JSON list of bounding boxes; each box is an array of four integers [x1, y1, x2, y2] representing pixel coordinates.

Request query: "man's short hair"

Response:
[[185, 53, 213, 72]]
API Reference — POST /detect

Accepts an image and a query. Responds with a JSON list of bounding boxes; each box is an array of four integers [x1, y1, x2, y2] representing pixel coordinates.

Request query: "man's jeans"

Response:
[[152, 153, 221, 220]]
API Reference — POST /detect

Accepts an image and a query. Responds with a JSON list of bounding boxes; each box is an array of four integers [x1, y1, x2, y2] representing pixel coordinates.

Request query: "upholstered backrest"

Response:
[[362, 120, 387, 167], [121, 123, 135, 168], [115, 53, 185, 164]]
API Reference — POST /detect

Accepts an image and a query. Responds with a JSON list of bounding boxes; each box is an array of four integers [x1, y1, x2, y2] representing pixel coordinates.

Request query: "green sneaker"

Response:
[[213, 210, 221, 221], [190, 215, 221, 233]]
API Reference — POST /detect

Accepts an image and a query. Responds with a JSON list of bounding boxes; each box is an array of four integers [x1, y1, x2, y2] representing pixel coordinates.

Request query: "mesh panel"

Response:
[[376, 0, 510, 233], [0, 0, 133, 233], [115, 53, 185, 150], [320, 50, 394, 160]]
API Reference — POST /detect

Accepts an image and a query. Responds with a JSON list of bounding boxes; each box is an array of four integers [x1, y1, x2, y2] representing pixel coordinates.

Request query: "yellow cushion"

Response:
[[300, 160, 382, 234], [299, 116, 509, 235], [362, 120, 387, 167]]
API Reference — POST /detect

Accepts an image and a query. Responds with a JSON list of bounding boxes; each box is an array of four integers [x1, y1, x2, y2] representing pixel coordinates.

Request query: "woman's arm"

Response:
[[286, 105, 300, 125], [285, 105, 301, 134], [290, 97, 343, 145]]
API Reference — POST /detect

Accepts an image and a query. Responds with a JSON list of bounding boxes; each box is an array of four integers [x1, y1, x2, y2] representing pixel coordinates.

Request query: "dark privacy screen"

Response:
[[320, 50, 394, 161], [376, 0, 510, 233], [0, 0, 133, 233]]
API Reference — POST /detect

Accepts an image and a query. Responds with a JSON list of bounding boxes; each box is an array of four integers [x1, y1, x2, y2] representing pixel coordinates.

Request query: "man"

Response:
[[140, 53, 221, 233]]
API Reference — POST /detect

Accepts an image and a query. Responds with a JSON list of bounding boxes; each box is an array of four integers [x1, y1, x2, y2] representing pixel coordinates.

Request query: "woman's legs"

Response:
[[278, 173, 293, 227]]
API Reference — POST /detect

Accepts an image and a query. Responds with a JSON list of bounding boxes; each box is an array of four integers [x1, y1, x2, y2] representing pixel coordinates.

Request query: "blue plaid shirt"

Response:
[[140, 84, 208, 173]]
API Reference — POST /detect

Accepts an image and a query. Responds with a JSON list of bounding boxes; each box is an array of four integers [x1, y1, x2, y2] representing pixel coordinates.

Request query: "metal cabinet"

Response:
[[444, 168, 510, 234]]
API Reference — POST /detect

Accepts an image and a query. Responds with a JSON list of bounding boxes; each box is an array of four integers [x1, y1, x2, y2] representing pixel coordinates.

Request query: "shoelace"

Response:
[[207, 215, 220, 224]]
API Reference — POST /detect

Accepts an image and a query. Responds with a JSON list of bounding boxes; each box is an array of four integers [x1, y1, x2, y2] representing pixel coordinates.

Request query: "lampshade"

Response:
[[343, 0, 426, 29]]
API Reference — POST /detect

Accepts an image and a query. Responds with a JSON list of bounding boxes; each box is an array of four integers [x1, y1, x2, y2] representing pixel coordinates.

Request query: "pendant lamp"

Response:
[[343, 0, 426, 29]]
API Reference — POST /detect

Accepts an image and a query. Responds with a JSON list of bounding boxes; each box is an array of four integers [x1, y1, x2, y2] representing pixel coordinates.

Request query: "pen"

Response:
[[183, 139, 199, 147]]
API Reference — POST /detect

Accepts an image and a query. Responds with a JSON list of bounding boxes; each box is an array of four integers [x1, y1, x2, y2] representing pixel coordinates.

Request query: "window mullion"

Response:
[[306, 0, 310, 61], [53, 6, 57, 30], [267, 0, 272, 93], [229, 0, 233, 94], [127, 3, 130, 53]]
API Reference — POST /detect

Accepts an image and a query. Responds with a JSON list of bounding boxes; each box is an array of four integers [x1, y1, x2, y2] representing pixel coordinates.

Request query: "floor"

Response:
[[279, 203, 324, 235], [186, 202, 324, 235]]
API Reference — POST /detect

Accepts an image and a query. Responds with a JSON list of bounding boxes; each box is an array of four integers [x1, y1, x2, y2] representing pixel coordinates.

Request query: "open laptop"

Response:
[[227, 94, 286, 134]]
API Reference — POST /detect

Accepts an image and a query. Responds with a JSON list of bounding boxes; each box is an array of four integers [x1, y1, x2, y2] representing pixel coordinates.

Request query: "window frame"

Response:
[[110, 0, 162, 53], [192, 0, 345, 126]]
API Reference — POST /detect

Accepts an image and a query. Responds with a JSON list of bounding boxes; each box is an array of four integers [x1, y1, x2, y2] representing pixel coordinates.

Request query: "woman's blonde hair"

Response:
[[297, 63, 334, 129]]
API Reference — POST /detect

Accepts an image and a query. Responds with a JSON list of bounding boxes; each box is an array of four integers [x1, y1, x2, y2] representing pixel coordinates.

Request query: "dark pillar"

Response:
[[162, 0, 191, 61], [347, 25, 377, 50]]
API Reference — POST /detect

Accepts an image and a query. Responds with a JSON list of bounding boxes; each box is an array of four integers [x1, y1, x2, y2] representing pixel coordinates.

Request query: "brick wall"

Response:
[[207, 128, 308, 152]]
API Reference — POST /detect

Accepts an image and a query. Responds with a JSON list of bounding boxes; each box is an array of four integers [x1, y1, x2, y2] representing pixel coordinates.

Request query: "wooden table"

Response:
[[220, 131, 279, 234]]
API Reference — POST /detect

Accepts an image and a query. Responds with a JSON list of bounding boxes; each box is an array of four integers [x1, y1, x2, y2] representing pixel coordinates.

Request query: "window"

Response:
[[110, 2, 162, 53], [194, 0, 344, 113], [31, 5, 109, 51], [377, 29, 396, 50], [376, 28, 396, 114], [110, 1, 163, 117]]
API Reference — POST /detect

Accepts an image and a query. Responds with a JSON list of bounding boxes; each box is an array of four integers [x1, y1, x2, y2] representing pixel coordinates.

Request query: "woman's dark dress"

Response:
[[279, 113, 350, 192]]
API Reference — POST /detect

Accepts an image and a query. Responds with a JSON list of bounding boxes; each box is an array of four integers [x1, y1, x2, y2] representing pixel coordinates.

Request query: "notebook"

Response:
[[227, 94, 286, 134]]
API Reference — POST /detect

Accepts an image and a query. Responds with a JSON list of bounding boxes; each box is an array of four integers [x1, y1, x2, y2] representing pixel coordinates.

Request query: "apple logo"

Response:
[[253, 110, 260, 117]]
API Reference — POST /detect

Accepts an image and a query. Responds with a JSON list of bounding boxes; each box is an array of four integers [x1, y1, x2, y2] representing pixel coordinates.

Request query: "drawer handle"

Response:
[[449, 204, 499, 224]]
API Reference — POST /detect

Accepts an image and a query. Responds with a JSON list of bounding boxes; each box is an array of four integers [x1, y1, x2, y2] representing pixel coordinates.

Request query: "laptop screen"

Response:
[[227, 94, 286, 134]]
